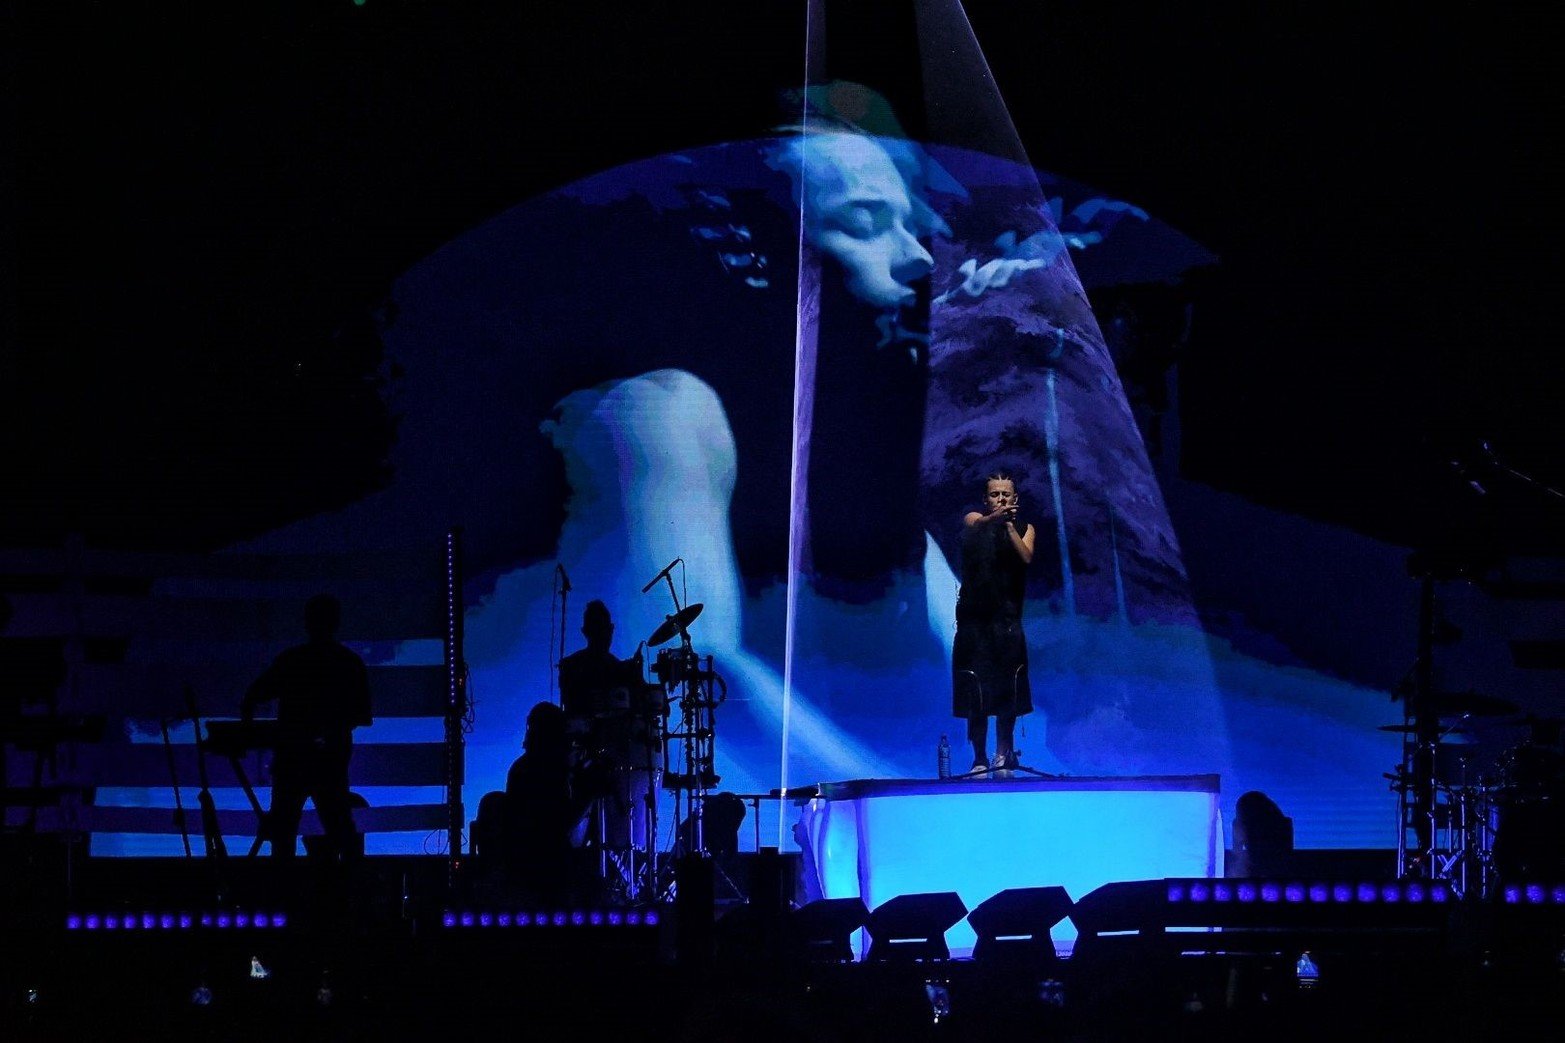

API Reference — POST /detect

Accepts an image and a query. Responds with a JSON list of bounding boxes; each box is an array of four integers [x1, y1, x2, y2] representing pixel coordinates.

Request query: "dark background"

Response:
[[4, 1, 1560, 555]]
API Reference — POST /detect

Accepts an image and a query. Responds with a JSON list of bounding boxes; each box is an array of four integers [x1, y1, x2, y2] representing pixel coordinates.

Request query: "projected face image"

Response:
[[782, 131, 938, 311]]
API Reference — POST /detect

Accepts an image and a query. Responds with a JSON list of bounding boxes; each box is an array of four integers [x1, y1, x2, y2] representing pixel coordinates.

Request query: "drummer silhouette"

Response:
[[558, 600, 656, 853]]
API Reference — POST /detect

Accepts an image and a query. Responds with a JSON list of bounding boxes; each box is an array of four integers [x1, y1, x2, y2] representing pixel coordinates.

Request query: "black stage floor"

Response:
[[4, 850, 1565, 1041]]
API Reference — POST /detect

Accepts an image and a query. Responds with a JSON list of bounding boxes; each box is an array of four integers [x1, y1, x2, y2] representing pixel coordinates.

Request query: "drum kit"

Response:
[[565, 567, 726, 903], [1384, 690, 1565, 897]]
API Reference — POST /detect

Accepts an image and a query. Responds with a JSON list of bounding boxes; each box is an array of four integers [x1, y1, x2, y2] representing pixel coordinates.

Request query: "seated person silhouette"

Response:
[[1227, 790, 1294, 878], [241, 593, 371, 862], [477, 701, 604, 903]]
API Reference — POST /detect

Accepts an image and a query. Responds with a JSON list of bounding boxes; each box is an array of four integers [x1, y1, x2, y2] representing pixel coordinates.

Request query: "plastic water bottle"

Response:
[[937, 734, 951, 779]]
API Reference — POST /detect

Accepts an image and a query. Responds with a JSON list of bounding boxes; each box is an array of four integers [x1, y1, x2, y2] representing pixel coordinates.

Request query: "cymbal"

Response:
[[647, 603, 703, 647]]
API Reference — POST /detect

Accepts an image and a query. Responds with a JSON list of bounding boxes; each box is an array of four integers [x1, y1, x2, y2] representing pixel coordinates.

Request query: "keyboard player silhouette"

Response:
[[240, 594, 371, 863]]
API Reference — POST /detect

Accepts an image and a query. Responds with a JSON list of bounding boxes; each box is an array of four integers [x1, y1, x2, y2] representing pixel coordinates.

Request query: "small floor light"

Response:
[[249, 956, 271, 980]]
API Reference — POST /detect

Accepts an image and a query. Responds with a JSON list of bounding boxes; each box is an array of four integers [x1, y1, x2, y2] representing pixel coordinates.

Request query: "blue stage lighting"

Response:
[[1260, 883, 1281, 903], [1189, 883, 1210, 903], [1356, 883, 1378, 903], [1213, 882, 1233, 903], [1236, 883, 1257, 903], [459, 912, 474, 927], [1381, 884, 1401, 903], [1308, 883, 1329, 903], [66, 915, 82, 930], [1167, 883, 1185, 902], [1284, 883, 1305, 903], [441, 911, 456, 928]]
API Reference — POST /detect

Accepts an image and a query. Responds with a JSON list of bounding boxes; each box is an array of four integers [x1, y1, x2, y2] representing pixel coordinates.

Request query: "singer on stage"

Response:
[[953, 472, 1035, 776]]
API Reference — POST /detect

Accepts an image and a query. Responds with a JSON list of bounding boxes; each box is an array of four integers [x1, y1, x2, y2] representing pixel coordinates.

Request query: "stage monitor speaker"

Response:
[[866, 891, 967, 963], [966, 885, 1073, 966], [788, 897, 869, 963]]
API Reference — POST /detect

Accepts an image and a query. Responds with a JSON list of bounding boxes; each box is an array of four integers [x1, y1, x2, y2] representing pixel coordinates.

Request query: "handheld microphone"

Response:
[[556, 562, 572, 592], [640, 558, 682, 594]]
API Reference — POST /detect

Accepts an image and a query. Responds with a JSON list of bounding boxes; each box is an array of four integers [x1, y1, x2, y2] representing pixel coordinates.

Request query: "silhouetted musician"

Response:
[[558, 600, 656, 851], [240, 594, 371, 862]]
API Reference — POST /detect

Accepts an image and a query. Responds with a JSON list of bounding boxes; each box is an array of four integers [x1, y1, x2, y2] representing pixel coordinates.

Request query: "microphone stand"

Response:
[[1482, 443, 1565, 506], [554, 564, 570, 704]]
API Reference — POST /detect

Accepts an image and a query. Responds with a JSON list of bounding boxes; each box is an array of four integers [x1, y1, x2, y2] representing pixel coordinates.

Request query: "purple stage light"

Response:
[[644, 911, 660, 926], [66, 915, 82, 930], [1526, 884, 1546, 905], [273, 913, 288, 928], [459, 912, 474, 927], [1380, 884, 1401, 903], [141, 913, 156, 929], [1551, 886, 1565, 905], [479, 912, 493, 927], [1404, 883, 1426, 904], [626, 911, 642, 926], [86, 915, 101, 931], [216, 913, 232, 929], [1308, 883, 1328, 903], [1189, 882, 1211, 903], [255, 913, 271, 928], [123, 914, 137, 931], [1260, 883, 1281, 903], [498, 913, 512, 927], [1356, 883, 1378, 903], [570, 911, 585, 926], [235, 913, 251, 928], [441, 911, 456, 928], [608, 911, 624, 926], [534, 911, 548, 926], [1284, 884, 1305, 903], [1331, 883, 1352, 903], [552, 912, 568, 927], [589, 911, 604, 926], [516, 913, 532, 926], [1167, 882, 1186, 902], [160, 914, 174, 929], [178, 914, 193, 929], [1213, 882, 1233, 903], [1502, 885, 1521, 905], [1236, 883, 1257, 904], [200, 913, 213, 928], [1430, 884, 1449, 904]]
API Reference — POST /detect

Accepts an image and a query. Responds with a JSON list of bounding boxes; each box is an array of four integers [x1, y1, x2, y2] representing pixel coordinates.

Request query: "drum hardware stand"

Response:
[[641, 558, 725, 891]]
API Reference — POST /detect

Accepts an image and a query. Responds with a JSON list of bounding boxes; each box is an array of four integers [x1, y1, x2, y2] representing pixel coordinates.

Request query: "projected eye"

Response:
[[832, 202, 891, 239]]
